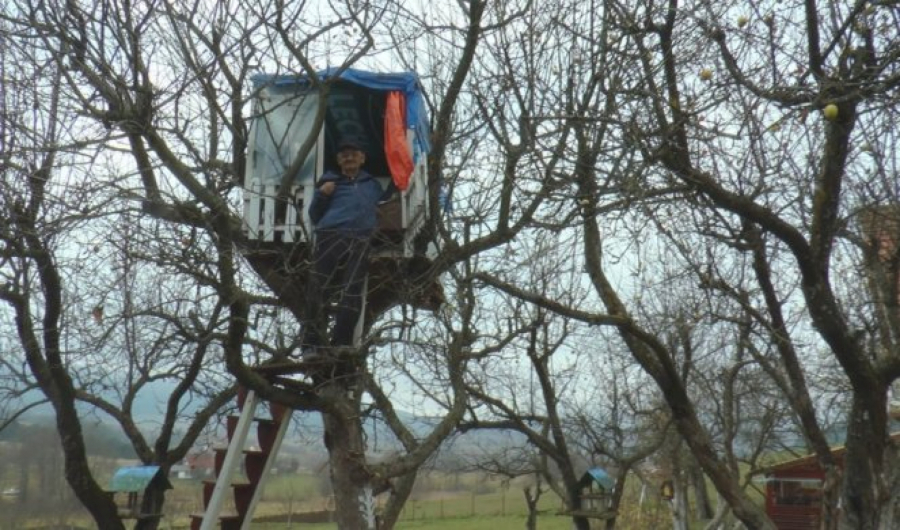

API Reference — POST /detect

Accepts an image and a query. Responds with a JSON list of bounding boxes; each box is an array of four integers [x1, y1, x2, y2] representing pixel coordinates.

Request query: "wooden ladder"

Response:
[[192, 389, 291, 530]]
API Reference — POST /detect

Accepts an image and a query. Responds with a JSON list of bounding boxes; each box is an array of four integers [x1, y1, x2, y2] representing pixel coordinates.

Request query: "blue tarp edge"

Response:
[[251, 68, 431, 156]]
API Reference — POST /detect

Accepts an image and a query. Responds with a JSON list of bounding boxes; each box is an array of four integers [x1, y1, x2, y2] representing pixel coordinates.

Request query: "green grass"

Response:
[[258, 473, 321, 498], [252, 514, 575, 530], [0, 470, 677, 529], [399, 489, 560, 518], [394, 517, 571, 530], [246, 475, 672, 529]]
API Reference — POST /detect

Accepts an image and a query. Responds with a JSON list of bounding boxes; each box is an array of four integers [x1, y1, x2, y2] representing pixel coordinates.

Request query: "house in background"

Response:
[[763, 455, 826, 530], [763, 431, 900, 530], [183, 450, 216, 479]]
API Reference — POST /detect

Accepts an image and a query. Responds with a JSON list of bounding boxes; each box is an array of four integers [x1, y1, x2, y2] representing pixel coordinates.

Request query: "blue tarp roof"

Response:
[[108, 466, 172, 493], [579, 467, 615, 491], [251, 68, 431, 157]]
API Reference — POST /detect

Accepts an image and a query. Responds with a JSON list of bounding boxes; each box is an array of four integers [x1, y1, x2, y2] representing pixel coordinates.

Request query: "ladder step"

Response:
[[245, 450, 267, 484], [226, 415, 284, 442], [200, 480, 251, 507], [199, 480, 256, 514], [198, 389, 294, 530], [268, 400, 289, 421], [212, 447, 268, 477], [257, 420, 280, 453], [234, 483, 255, 516]]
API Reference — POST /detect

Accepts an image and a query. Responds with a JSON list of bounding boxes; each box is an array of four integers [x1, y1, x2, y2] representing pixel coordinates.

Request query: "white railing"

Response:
[[242, 131, 429, 257], [242, 182, 313, 243]]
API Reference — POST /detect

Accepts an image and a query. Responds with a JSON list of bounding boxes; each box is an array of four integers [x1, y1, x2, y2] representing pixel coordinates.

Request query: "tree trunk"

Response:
[[376, 472, 416, 530], [571, 514, 590, 530], [692, 461, 714, 520], [321, 384, 376, 530], [135, 479, 168, 530], [569, 485, 591, 530], [670, 472, 690, 530], [702, 494, 732, 530], [840, 395, 891, 530], [524, 484, 541, 530], [821, 465, 842, 530]]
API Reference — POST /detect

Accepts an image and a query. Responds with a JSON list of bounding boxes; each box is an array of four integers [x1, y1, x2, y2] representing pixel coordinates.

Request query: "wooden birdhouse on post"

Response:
[[107, 465, 172, 521], [571, 467, 617, 521]]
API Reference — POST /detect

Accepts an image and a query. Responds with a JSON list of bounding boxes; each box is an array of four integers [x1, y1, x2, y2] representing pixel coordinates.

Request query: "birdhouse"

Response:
[[570, 467, 617, 520], [660, 479, 674, 501], [107, 465, 173, 520], [242, 67, 433, 259]]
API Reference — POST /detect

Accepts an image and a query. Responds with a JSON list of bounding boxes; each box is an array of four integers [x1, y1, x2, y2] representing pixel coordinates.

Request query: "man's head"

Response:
[[336, 138, 366, 177]]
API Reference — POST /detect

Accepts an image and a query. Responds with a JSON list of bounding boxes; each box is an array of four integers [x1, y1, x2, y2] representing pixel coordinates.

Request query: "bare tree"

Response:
[[0, 0, 520, 527], [445, 0, 900, 528], [8, 0, 899, 529]]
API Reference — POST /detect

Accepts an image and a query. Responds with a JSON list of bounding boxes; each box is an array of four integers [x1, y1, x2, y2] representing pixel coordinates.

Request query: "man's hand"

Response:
[[319, 181, 336, 196]]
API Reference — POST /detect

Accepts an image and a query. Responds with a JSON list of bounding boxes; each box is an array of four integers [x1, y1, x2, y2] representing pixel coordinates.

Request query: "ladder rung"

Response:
[[199, 389, 294, 530]]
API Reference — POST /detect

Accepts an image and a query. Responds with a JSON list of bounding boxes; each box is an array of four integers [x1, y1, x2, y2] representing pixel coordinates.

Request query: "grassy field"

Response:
[[1, 470, 674, 529], [252, 515, 576, 530], [224, 471, 672, 529]]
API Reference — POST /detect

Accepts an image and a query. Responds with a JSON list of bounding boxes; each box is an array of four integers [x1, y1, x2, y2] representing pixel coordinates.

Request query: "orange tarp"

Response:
[[384, 91, 413, 190]]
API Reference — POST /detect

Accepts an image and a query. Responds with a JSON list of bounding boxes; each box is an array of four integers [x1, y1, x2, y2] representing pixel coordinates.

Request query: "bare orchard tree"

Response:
[[1, 0, 544, 528], [409, 1, 897, 528], [442, 0, 900, 529], [0, 24, 240, 530], [444, 224, 667, 530], [358, 265, 485, 530], [600, 1, 900, 527], [432, 0, 780, 525], [15, 0, 899, 529]]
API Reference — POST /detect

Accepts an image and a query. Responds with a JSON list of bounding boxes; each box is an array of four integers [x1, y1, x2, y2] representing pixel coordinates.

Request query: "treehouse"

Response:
[[240, 68, 443, 322]]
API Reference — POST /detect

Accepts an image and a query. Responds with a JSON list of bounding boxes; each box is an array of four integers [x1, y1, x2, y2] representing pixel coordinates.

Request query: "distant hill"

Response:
[[2, 384, 527, 465], [0, 416, 137, 459]]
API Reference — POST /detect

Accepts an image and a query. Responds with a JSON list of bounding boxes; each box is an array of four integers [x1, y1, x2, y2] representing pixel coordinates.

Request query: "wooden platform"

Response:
[[252, 360, 315, 376], [251, 353, 366, 385]]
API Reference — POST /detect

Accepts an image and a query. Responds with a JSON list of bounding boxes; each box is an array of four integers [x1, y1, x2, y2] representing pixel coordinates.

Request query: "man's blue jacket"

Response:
[[308, 170, 385, 235]]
